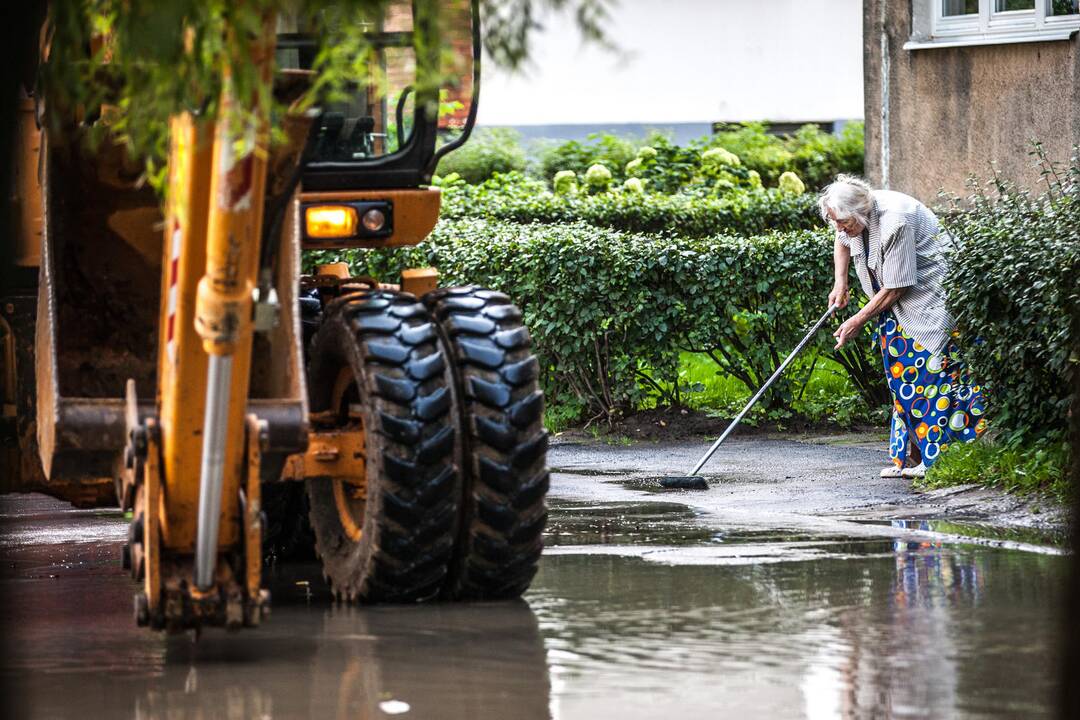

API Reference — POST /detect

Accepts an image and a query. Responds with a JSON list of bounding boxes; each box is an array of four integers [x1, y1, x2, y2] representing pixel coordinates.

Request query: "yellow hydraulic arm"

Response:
[[191, 41, 272, 595], [133, 18, 277, 629]]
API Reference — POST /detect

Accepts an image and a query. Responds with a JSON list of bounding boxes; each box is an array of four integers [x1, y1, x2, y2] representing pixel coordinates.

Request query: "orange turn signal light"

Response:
[[305, 205, 358, 238]]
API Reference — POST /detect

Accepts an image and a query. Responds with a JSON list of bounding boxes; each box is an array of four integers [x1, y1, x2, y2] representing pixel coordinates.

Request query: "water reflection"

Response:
[[529, 530, 1063, 719], [0, 495, 1065, 719], [891, 519, 985, 609], [545, 500, 715, 547], [0, 522, 552, 720], [129, 600, 552, 720]]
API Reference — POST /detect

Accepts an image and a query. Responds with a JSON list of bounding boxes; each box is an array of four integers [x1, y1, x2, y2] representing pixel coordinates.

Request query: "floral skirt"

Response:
[[879, 313, 988, 468]]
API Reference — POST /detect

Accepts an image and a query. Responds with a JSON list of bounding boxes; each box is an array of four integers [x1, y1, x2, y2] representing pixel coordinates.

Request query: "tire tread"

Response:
[[425, 286, 548, 600], [306, 289, 460, 603]]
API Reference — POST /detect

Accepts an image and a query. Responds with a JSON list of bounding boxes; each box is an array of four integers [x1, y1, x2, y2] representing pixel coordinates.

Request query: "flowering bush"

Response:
[[439, 172, 821, 237], [538, 133, 638, 185], [705, 122, 865, 189]]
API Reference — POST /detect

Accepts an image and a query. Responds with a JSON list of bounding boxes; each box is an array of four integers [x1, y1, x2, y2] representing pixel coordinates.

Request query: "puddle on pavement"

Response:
[[851, 517, 1069, 549], [0, 495, 127, 549], [621, 475, 769, 493], [545, 499, 719, 546], [530, 540, 1065, 719], [0, 494, 1068, 719]]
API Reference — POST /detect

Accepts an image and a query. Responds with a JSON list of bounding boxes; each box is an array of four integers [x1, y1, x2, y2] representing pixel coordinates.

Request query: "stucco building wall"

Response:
[[478, 0, 864, 129], [863, 0, 1080, 204]]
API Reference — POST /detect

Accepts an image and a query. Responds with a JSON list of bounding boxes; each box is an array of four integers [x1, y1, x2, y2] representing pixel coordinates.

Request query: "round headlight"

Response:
[[362, 208, 386, 233]]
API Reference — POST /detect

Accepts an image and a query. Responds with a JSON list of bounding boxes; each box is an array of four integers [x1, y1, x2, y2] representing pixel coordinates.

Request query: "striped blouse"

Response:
[[838, 190, 956, 355]]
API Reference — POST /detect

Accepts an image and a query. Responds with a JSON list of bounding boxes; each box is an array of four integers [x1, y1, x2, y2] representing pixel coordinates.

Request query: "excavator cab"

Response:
[[280, 0, 477, 189], [0, 0, 548, 633]]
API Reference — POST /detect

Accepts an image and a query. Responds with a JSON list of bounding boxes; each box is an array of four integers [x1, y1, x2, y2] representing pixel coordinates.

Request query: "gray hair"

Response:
[[818, 174, 874, 228]]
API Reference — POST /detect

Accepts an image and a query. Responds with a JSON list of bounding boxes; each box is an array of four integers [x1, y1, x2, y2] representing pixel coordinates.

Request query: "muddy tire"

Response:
[[306, 290, 460, 603], [425, 287, 548, 600]]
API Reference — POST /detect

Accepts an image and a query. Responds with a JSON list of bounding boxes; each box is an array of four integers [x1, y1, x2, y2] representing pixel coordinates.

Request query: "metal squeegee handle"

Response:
[[688, 304, 840, 476]]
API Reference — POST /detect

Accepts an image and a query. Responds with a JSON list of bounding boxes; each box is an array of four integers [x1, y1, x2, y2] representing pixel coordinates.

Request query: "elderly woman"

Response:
[[819, 175, 987, 479]]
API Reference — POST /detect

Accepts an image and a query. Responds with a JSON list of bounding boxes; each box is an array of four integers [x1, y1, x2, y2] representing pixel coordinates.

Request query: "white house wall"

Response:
[[477, 0, 865, 129]]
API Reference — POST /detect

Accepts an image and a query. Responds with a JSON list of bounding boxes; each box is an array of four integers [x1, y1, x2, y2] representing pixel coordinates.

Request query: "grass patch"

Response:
[[651, 352, 887, 427], [548, 351, 890, 432], [797, 358, 888, 427], [664, 352, 753, 415], [544, 396, 586, 435], [919, 438, 1071, 503]]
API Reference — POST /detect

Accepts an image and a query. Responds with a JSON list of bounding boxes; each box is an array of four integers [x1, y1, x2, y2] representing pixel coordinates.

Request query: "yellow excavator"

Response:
[[0, 0, 549, 631]]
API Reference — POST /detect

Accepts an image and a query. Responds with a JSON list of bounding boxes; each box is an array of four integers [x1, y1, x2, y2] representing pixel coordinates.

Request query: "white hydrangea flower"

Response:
[[553, 170, 578, 195], [585, 163, 613, 191], [702, 147, 741, 167], [778, 171, 806, 195]]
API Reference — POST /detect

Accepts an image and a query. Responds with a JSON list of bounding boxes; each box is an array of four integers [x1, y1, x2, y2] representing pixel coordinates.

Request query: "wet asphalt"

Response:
[[549, 434, 1067, 545], [0, 434, 1070, 719], [549, 434, 905, 511]]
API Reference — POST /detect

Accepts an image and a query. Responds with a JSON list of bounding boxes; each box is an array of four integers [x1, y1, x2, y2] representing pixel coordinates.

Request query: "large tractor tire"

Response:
[[306, 289, 460, 602], [425, 287, 549, 600]]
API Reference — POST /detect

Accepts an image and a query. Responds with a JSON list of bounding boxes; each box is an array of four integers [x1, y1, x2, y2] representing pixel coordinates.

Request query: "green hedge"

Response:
[[434, 127, 527, 184], [440, 173, 820, 238], [311, 218, 885, 421], [942, 147, 1080, 444]]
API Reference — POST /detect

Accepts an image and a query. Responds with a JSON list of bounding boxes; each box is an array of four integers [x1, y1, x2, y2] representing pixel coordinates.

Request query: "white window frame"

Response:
[[906, 0, 1080, 49]]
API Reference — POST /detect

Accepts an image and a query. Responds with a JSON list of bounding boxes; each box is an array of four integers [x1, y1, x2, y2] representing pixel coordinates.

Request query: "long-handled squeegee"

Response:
[[660, 304, 839, 489]]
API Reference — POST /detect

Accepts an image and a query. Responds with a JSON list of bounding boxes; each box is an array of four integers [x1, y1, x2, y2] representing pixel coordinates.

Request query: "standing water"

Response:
[[0, 494, 1066, 719]]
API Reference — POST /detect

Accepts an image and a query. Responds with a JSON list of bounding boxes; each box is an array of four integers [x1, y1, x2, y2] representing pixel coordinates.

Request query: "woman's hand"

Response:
[[828, 283, 849, 310], [833, 313, 865, 350], [834, 287, 905, 349]]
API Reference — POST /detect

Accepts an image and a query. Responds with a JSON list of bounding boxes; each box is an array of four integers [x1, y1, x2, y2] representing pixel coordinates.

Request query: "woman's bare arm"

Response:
[[856, 287, 906, 322], [833, 287, 907, 349], [828, 234, 852, 308]]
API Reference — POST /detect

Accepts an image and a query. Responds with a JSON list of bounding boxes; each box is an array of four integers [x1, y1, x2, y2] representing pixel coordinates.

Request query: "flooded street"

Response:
[[0, 437, 1070, 719], [539, 501, 1065, 718]]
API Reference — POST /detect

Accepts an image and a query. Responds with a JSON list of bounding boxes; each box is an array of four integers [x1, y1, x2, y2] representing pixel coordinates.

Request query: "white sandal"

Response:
[[880, 465, 903, 478], [901, 463, 927, 479]]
